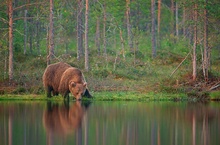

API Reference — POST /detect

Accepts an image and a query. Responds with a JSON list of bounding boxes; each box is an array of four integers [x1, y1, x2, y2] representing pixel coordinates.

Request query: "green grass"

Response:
[[210, 91, 220, 100], [0, 91, 189, 101], [2, 89, 220, 102], [0, 94, 62, 101], [91, 91, 188, 101]]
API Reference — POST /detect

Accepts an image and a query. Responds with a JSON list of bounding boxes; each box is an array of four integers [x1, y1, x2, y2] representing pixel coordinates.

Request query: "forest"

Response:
[[0, 0, 220, 98]]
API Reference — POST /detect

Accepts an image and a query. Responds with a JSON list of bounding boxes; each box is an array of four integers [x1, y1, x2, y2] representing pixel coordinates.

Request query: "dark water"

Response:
[[0, 100, 220, 145]]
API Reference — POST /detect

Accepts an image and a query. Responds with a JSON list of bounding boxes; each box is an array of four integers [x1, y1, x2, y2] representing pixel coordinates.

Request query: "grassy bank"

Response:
[[1, 90, 220, 101], [0, 53, 219, 101]]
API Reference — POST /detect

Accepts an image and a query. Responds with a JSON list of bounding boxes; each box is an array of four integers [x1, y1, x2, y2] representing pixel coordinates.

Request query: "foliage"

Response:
[[0, 0, 220, 99]]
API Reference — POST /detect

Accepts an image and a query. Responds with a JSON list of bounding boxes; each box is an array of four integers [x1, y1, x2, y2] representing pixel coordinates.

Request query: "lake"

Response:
[[0, 100, 220, 145]]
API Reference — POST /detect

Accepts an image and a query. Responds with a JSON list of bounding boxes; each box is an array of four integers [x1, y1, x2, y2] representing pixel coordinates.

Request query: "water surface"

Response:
[[0, 100, 220, 145]]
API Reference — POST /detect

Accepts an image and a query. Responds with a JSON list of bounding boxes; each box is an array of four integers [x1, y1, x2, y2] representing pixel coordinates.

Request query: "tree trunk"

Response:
[[203, 0, 208, 81], [8, 0, 13, 83], [192, 3, 198, 81], [175, 2, 179, 37], [151, 0, 156, 58], [4, 49, 7, 79], [171, 0, 174, 36], [48, 0, 54, 65], [126, 0, 133, 52], [29, 20, 33, 54], [120, 29, 125, 60], [24, 9, 27, 55], [95, 18, 100, 55], [85, 0, 89, 71], [77, 0, 83, 61], [36, 20, 40, 55], [36, 0, 40, 55], [157, 0, 161, 49], [183, 5, 186, 36], [114, 28, 117, 51], [103, 1, 107, 60]]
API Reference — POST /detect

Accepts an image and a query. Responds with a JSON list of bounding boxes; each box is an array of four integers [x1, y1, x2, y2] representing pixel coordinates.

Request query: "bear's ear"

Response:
[[70, 81, 76, 87], [83, 82, 87, 87]]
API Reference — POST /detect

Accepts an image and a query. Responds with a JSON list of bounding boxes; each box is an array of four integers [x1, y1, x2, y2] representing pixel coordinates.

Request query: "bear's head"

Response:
[[69, 81, 87, 100]]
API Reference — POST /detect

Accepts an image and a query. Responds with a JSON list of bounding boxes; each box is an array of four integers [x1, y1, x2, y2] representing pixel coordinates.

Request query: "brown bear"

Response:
[[42, 62, 92, 100]]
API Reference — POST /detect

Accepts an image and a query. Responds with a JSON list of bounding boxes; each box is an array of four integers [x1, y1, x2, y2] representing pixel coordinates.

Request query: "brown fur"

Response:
[[58, 67, 87, 100], [43, 102, 89, 136], [42, 62, 92, 100]]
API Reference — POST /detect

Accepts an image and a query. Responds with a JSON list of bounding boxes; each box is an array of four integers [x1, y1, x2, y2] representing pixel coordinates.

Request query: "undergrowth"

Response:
[[0, 35, 219, 100]]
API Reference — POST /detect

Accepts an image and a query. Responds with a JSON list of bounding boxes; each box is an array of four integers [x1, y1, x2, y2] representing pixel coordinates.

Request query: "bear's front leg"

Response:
[[46, 86, 53, 98], [63, 91, 70, 99]]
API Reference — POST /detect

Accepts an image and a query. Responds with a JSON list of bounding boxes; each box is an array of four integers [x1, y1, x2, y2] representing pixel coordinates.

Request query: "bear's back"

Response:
[[43, 62, 71, 90]]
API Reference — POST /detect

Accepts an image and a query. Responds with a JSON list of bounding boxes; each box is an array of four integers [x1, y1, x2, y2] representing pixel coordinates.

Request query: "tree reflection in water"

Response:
[[0, 101, 220, 145], [88, 102, 218, 145]]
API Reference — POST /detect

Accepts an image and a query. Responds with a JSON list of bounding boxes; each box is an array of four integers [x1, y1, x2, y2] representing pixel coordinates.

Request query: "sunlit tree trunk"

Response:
[[151, 0, 156, 58], [126, 0, 133, 52], [47, 0, 54, 65], [85, 0, 89, 71], [77, 0, 83, 61], [192, 2, 198, 81], [8, 0, 13, 83], [203, 0, 209, 81]]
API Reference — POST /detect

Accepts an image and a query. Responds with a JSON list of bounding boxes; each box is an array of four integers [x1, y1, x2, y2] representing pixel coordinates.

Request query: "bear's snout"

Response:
[[76, 96, 82, 101], [76, 93, 84, 100]]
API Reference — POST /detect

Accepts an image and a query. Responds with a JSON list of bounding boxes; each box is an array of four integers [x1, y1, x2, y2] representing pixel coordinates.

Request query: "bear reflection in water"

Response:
[[43, 101, 90, 137]]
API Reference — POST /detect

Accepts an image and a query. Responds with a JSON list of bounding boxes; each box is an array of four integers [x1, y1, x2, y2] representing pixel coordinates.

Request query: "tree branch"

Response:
[[0, 17, 8, 23], [13, 2, 46, 11], [209, 82, 220, 91], [170, 51, 191, 77], [14, 17, 35, 21]]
